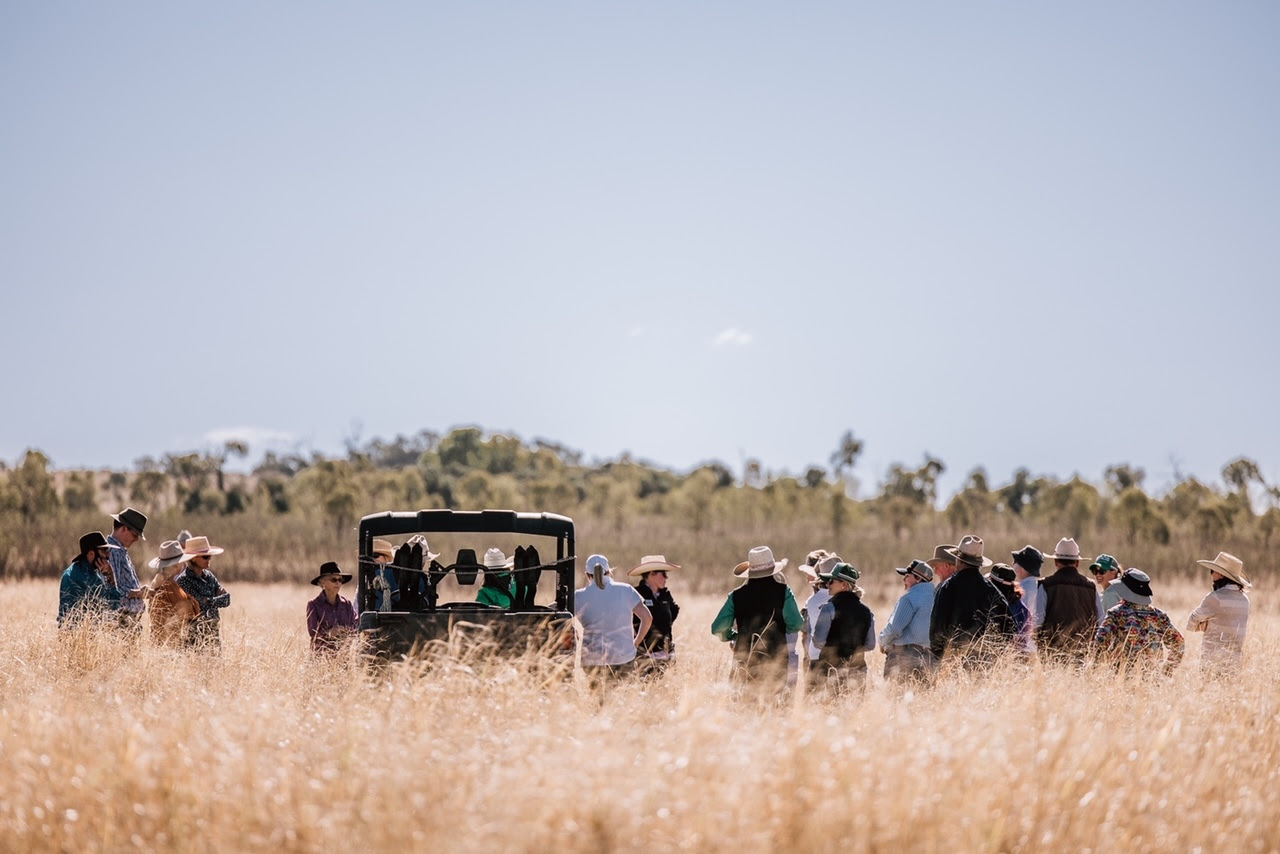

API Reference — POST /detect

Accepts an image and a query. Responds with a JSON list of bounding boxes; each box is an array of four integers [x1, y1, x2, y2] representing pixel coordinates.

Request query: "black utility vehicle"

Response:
[[356, 509, 575, 659]]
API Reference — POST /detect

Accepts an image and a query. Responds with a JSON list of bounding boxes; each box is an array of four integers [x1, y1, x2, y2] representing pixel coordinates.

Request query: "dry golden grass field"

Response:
[[1, 577, 1277, 853]]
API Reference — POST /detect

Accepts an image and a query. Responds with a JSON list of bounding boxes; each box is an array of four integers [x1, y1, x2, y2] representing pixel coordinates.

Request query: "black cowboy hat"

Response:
[[111, 507, 148, 539], [79, 531, 121, 556], [310, 561, 353, 586]]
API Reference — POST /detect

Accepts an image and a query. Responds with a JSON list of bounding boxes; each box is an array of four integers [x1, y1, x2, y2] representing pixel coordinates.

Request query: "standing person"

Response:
[[1186, 552, 1251, 674], [988, 563, 1031, 653], [798, 552, 838, 670], [177, 536, 232, 650], [711, 546, 804, 693], [927, 543, 958, 586], [929, 535, 1013, 669], [107, 507, 149, 630], [145, 540, 199, 647], [58, 532, 124, 628], [1036, 538, 1100, 664], [307, 562, 359, 655], [476, 548, 515, 609], [574, 555, 652, 679], [1011, 545, 1044, 647], [879, 559, 936, 684], [812, 562, 876, 697], [1089, 554, 1124, 620], [628, 555, 681, 673], [1095, 569, 1184, 676]]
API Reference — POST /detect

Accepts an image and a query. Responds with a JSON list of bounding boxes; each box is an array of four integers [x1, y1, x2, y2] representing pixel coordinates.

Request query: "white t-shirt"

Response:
[[803, 587, 831, 660], [575, 577, 643, 666]]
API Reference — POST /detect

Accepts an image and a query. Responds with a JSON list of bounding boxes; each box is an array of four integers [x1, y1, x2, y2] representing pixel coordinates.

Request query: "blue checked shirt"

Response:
[[107, 534, 144, 616]]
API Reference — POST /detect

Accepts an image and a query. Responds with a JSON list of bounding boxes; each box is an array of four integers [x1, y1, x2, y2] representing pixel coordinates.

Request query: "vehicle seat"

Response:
[[451, 548, 481, 585]]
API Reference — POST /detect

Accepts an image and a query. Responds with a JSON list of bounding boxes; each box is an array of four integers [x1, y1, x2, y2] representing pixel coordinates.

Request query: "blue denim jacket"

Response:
[[878, 579, 935, 649]]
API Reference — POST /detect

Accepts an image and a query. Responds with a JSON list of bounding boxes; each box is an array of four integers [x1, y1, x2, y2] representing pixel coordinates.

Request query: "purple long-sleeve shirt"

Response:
[[306, 591, 357, 652]]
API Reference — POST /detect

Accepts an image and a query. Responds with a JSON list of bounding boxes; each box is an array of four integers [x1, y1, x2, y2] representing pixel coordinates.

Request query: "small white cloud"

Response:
[[713, 328, 753, 347], [203, 426, 296, 449]]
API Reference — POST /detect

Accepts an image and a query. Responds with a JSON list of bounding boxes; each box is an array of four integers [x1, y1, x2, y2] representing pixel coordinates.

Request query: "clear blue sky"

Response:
[[3, 2, 1278, 499]]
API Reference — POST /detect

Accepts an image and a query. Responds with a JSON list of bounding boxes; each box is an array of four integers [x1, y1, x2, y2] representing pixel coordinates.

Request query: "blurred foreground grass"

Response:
[[1, 579, 1277, 853]]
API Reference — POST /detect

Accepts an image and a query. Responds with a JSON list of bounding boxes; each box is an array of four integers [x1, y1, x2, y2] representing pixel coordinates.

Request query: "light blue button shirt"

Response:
[[878, 580, 934, 648]]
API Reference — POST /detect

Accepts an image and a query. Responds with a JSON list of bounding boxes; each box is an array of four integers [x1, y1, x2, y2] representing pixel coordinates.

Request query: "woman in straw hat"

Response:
[[1095, 569, 1184, 676], [628, 555, 681, 674], [1186, 552, 1251, 673], [711, 546, 804, 692], [176, 535, 231, 650], [306, 562, 358, 654], [145, 540, 199, 647], [574, 555, 653, 679]]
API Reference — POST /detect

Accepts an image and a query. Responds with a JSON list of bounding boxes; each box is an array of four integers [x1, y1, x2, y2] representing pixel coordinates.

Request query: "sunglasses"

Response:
[[1089, 568, 1108, 575]]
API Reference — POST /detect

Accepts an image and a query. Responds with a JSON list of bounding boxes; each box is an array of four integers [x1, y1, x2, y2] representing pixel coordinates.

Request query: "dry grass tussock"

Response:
[[1, 579, 1278, 853]]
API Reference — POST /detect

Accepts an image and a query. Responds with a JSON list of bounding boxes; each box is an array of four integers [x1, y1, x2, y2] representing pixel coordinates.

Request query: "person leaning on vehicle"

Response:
[[58, 532, 125, 628]]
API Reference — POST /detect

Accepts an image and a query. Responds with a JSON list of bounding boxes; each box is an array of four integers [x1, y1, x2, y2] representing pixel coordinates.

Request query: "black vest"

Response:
[[731, 578, 788, 663], [818, 591, 873, 667]]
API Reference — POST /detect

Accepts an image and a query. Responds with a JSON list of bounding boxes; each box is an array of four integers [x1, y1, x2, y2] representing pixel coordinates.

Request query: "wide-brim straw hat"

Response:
[[1196, 552, 1250, 588], [311, 561, 353, 585], [735, 546, 788, 578], [628, 555, 681, 577], [148, 540, 194, 570], [372, 538, 396, 560], [183, 535, 225, 557]]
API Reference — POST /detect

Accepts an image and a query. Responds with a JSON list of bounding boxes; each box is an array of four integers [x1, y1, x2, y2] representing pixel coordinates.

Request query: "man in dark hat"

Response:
[[58, 532, 124, 627], [927, 543, 958, 586], [307, 562, 358, 654], [107, 507, 149, 627], [929, 535, 1014, 669]]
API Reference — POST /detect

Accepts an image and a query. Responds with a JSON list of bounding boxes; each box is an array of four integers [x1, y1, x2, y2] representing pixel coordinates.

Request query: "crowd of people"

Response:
[[707, 535, 1252, 697], [56, 508, 1253, 690], [57, 508, 232, 649]]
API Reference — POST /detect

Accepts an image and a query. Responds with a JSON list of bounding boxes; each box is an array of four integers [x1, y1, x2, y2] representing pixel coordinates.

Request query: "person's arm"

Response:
[[306, 600, 321, 641], [1034, 584, 1047, 637], [929, 584, 950, 659], [58, 569, 85, 625], [1186, 593, 1216, 632], [1096, 591, 1105, 625], [782, 588, 804, 634], [880, 596, 912, 650], [209, 581, 231, 610], [633, 602, 653, 647], [711, 595, 737, 642], [812, 602, 835, 650], [1094, 613, 1116, 653], [666, 591, 679, 622], [864, 615, 877, 652]]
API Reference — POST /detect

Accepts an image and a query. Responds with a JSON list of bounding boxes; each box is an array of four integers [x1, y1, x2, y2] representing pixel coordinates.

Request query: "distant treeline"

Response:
[[1, 428, 1275, 584]]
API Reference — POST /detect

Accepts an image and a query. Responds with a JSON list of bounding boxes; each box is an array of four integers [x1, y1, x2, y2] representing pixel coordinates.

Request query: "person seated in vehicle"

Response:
[[475, 548, 516, 608]]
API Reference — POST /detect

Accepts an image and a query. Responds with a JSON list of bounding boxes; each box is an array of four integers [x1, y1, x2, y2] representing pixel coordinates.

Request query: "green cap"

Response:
[[1090, 554, 1121, 573], [819, 562, 861, 585]]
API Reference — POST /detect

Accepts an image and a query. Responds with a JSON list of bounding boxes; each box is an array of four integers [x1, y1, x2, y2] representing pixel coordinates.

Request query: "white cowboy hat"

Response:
[[1047, 537, 1087, 562], [734, 546, 789, 578], [946, 535, 994, 569], [483, 548, 514, 570], [372, 538, 396, 560], [147, 540, 194, 571], [182, 535, 225, 557], [1196, 552, 1250, 588], [627, 555, 681, 577]]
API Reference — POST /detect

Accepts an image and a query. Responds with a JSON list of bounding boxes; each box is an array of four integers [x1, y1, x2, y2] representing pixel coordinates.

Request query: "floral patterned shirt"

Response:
[[1095, 601, 1184, 674]]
